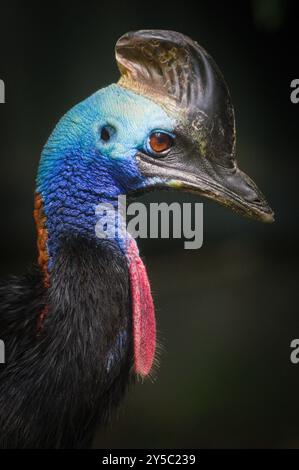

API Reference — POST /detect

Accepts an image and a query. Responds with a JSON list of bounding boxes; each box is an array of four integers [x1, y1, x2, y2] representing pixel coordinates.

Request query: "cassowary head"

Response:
[[38, 30, 273, 222], [35, 30, 273, 377]]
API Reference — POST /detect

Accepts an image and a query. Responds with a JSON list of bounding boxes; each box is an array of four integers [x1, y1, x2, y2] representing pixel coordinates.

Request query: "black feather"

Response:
[[0, 236, 133, 448]]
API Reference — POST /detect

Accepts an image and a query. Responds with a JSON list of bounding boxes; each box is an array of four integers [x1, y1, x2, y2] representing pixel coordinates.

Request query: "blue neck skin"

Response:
[[35, 85, 175, 269], [40, 154, 132, 267]]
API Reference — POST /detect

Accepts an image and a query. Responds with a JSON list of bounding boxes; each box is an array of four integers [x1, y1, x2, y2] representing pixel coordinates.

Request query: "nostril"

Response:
[[240, 184, 262, 204], [226, 173, 262, 204], [245, 190, 260, 204]]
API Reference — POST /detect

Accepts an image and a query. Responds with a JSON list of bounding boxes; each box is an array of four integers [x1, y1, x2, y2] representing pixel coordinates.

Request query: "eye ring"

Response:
[[146, 130, 175, 156]]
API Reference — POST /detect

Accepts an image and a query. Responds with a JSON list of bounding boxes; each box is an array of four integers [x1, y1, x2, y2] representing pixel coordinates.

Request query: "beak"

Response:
[[115, 29, 274, 223], [136, 150, 274, 223], [168, 173, 274, 223]]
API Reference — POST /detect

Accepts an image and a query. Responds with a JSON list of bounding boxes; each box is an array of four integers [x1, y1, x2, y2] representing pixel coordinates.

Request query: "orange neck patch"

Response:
[[33, 193, 50, 288]]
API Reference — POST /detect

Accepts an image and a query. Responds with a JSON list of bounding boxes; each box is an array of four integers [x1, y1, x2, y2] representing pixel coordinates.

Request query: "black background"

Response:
[[0, 0, 298, 448]]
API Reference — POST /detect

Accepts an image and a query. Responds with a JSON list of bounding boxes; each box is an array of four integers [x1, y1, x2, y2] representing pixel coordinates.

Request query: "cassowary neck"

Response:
[[34, 156, 156, 377], [34, 116, 156, 380], [46, 235, 133, 380], [35, 150, 128, 277]]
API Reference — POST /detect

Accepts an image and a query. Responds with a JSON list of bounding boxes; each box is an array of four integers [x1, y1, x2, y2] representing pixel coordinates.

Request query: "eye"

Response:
[[147, 131, 174, 155], [100, 125, 116, 143]]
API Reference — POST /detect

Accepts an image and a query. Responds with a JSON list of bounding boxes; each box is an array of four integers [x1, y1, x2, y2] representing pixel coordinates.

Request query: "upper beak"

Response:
[[166, 165, 274, 223], [136, 151, 274, 223]]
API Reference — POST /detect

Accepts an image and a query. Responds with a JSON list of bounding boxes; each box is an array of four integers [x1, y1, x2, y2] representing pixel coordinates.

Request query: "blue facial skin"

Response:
[[36, 84, 175, 267]]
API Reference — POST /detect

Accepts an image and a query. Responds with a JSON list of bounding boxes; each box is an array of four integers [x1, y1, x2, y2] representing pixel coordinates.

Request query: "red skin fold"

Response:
[[126, 237, 156, 377]]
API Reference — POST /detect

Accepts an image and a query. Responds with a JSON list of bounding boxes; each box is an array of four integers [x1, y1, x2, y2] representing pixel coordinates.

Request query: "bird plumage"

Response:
[[0, 237, 132, 448]]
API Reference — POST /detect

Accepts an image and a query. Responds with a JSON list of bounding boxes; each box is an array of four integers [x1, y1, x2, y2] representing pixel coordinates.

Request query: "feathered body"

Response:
[[0, 238, 132, 448]]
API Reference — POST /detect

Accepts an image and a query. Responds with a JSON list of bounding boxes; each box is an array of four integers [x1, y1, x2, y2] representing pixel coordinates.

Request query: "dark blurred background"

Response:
[[0, 0, 298, 448]]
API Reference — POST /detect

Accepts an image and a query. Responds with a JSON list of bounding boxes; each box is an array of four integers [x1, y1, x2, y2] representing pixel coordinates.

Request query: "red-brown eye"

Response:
[[148, 131, 174, 154]]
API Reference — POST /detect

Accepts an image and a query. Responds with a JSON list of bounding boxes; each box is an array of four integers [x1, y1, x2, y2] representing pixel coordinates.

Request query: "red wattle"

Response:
[[126, 237, 156, 377]]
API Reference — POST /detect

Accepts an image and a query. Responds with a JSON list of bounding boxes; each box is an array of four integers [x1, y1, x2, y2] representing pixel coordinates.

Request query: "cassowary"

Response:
[[0, 30, 273, 448]]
